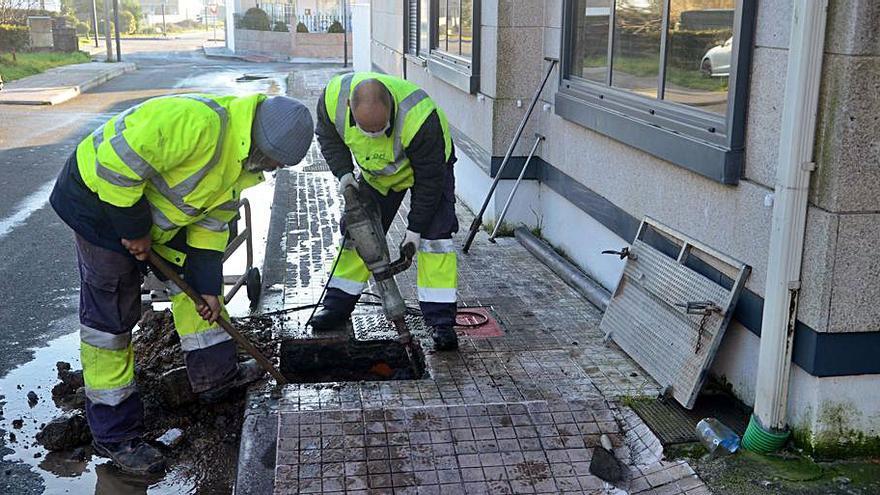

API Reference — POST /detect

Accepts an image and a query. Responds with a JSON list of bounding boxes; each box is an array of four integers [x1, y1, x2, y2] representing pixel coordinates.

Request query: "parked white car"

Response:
[[701, 37, 733, 77]]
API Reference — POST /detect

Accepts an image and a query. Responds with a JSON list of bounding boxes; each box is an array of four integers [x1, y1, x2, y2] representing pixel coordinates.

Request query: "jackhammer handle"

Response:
[[147, 252, 289, 385]]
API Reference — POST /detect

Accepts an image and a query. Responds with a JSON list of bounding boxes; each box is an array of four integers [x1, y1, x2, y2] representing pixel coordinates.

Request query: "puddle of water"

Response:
[[173, 71, 287, 96], [0, 330, 196, 494]]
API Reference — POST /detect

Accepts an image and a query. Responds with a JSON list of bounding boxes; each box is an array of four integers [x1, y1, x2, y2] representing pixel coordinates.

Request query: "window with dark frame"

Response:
[[558, 0, 755, 185], [405, 0, 480, 93]]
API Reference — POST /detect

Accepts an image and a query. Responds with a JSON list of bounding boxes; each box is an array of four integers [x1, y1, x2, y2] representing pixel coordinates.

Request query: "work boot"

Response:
[[92, 438, 165, 475], [431, 326, 459, 351], [308, 307, 352, 332], [200, 359, 266, 403]]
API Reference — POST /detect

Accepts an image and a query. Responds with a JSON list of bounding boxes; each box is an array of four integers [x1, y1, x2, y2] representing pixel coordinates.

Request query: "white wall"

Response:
[[352, 0, 371, 72]]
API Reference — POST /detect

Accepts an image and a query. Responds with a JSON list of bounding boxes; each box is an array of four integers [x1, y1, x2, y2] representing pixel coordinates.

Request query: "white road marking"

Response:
[[0, 181, 55, 239]]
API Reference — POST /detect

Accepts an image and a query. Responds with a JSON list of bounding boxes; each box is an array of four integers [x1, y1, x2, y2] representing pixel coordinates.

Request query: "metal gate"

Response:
[[600, 218, 751, 409]]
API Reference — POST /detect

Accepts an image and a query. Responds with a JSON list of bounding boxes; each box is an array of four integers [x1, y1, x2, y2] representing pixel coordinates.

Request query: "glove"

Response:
[[338, 172, 358, 194], [399, 229, 421, 254]]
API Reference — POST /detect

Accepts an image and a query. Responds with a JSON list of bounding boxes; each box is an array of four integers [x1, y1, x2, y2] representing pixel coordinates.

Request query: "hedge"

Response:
[[240, 8, 270, 31], [0, 24, 29, 58]]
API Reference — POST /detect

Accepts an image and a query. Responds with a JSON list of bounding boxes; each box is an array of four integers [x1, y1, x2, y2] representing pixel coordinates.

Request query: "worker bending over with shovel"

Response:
[[312, 72, 460, 351], [50, 93, 313, 474]]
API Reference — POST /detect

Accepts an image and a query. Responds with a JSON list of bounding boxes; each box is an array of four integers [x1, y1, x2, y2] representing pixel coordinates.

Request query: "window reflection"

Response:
[[438, 0, 447, 52], [664, 0, 735, 114], [611, 0, 663, 98], [419, 0, 430, 55], [447, 0, 461, 55], [461, 0, 473, 58], [571, 0, 611, 83]]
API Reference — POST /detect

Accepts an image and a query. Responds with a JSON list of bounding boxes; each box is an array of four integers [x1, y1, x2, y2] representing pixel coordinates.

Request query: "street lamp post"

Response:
[[103, 0, 113, 61], [91, 0, 99, 47], [113, 0, 122, 62], [342, 0, 348, 67]]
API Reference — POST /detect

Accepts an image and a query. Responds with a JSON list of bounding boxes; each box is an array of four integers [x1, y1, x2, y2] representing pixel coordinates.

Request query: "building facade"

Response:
[[364, 0, 880, 455]]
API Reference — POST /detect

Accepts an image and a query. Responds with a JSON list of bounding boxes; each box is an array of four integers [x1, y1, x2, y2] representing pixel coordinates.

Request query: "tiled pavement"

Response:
[[270, 68, 710, 494]]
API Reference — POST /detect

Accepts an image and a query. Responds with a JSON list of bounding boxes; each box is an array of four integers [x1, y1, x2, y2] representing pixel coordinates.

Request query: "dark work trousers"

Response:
[[323, 164, 460, 328], [75, 235, 237, 443], [75, 234, 145, 443]]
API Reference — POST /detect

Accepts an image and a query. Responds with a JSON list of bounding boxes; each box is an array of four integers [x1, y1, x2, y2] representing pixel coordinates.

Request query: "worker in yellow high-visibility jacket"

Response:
[[50, 93, 313, 475], [311, 73, 459, 351]]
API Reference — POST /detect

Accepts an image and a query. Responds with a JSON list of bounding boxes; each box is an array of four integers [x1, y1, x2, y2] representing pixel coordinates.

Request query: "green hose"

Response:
[[742, 414, 790, 453]]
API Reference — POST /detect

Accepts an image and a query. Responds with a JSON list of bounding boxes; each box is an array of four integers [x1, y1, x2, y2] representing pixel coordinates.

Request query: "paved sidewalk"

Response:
[[0, 61, 135, 105], [264, 67, 709, 495]]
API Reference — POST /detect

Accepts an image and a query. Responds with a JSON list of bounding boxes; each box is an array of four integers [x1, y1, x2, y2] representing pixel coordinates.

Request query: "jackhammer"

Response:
[[334, 184, 421, 376]]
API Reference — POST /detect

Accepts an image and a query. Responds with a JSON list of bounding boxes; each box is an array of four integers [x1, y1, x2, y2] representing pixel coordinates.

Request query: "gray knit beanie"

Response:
[[252, 96, 314, 166]]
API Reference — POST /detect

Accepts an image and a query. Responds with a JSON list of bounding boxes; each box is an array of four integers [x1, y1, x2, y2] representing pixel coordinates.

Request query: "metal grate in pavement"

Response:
[[631, 393, 751, 446]]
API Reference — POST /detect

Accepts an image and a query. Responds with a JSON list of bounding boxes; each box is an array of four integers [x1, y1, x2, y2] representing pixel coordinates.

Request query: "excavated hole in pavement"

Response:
[[280, 335, 427, 382]]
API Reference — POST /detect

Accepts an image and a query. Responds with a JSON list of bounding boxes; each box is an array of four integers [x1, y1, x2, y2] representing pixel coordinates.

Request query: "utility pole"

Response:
[[204, 3, 208, 31], [162, 2, 167, 37], [342, 0, 348, 67], [113, 0, 122, 62], [91, 0, 99, 47], [103, 0, 113, 61]]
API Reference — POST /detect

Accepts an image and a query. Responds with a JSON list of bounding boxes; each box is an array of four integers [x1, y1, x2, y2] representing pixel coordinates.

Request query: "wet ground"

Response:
[[668, 443, 880, 495], [0, 34, 328, 494]]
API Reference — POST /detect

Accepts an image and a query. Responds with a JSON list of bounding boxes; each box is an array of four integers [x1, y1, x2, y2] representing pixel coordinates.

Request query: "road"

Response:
[[0, 32, 305, 494]]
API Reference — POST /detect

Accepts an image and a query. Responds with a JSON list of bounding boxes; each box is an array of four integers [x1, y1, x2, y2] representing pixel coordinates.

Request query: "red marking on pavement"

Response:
[[455, 307, 504, 338]]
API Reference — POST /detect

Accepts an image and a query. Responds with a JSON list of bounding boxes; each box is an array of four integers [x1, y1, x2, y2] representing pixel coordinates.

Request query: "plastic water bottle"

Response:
[[696, 418, 740, 455]]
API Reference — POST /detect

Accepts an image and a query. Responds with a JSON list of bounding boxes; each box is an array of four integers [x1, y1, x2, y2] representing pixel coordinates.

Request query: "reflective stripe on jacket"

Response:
[[75, 93, 266, 253]]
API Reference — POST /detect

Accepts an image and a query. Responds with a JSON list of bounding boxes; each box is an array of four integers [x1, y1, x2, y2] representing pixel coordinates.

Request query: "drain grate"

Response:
[[455, 307, 504, 338], [630, 393, 751, 446], [351, 312, 429, 341]]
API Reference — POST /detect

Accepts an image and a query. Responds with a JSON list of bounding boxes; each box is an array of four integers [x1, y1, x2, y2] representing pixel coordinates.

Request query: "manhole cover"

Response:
[[455, 307, 503, 338]]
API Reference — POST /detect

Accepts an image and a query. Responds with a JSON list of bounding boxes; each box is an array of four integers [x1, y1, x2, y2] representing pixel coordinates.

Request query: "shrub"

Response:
[[327, 20, 344, 33], [174, 19, 200, 30], [273, 21, 288, 32], [56, 15, 79, 28], [240, 7, 270, 31], [295, 21, 308, 33], [0, 24, 30, 59], [119, 11, 136, 34], [75, 21, 91, 35]]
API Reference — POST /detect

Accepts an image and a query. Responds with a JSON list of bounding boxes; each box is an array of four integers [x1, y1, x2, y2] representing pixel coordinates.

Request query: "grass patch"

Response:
[[0, 51, 91, 82], [584, 56, 728, 92], [668, 443, 880, 495]]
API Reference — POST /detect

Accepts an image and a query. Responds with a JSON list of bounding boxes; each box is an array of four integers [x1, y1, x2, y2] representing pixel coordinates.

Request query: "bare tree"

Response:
[[0, 0, 43, 25]]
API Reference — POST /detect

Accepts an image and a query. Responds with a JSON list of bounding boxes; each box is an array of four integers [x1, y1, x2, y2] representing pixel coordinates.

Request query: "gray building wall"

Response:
[[368, 0, 880, 446]]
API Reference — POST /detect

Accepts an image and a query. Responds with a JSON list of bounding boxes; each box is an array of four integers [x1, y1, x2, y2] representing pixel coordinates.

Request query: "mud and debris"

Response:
[[35, 413, 91, 451], [51, 361, 84, 401], [32, 308, 280, 492]]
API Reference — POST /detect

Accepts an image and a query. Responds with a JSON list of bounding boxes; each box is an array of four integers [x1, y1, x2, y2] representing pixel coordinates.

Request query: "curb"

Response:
[[233, 168, 295, 494], [0, 62, 136, 105], [234, 399, 279, 495], [514, 227, 612, 311]]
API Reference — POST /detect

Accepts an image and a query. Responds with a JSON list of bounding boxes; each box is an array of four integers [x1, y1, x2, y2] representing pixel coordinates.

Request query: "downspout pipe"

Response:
[[743, 0, 828, 454]]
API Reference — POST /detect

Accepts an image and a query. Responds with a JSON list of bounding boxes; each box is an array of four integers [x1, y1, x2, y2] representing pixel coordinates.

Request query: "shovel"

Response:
[[148, 252, 288, 386]]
